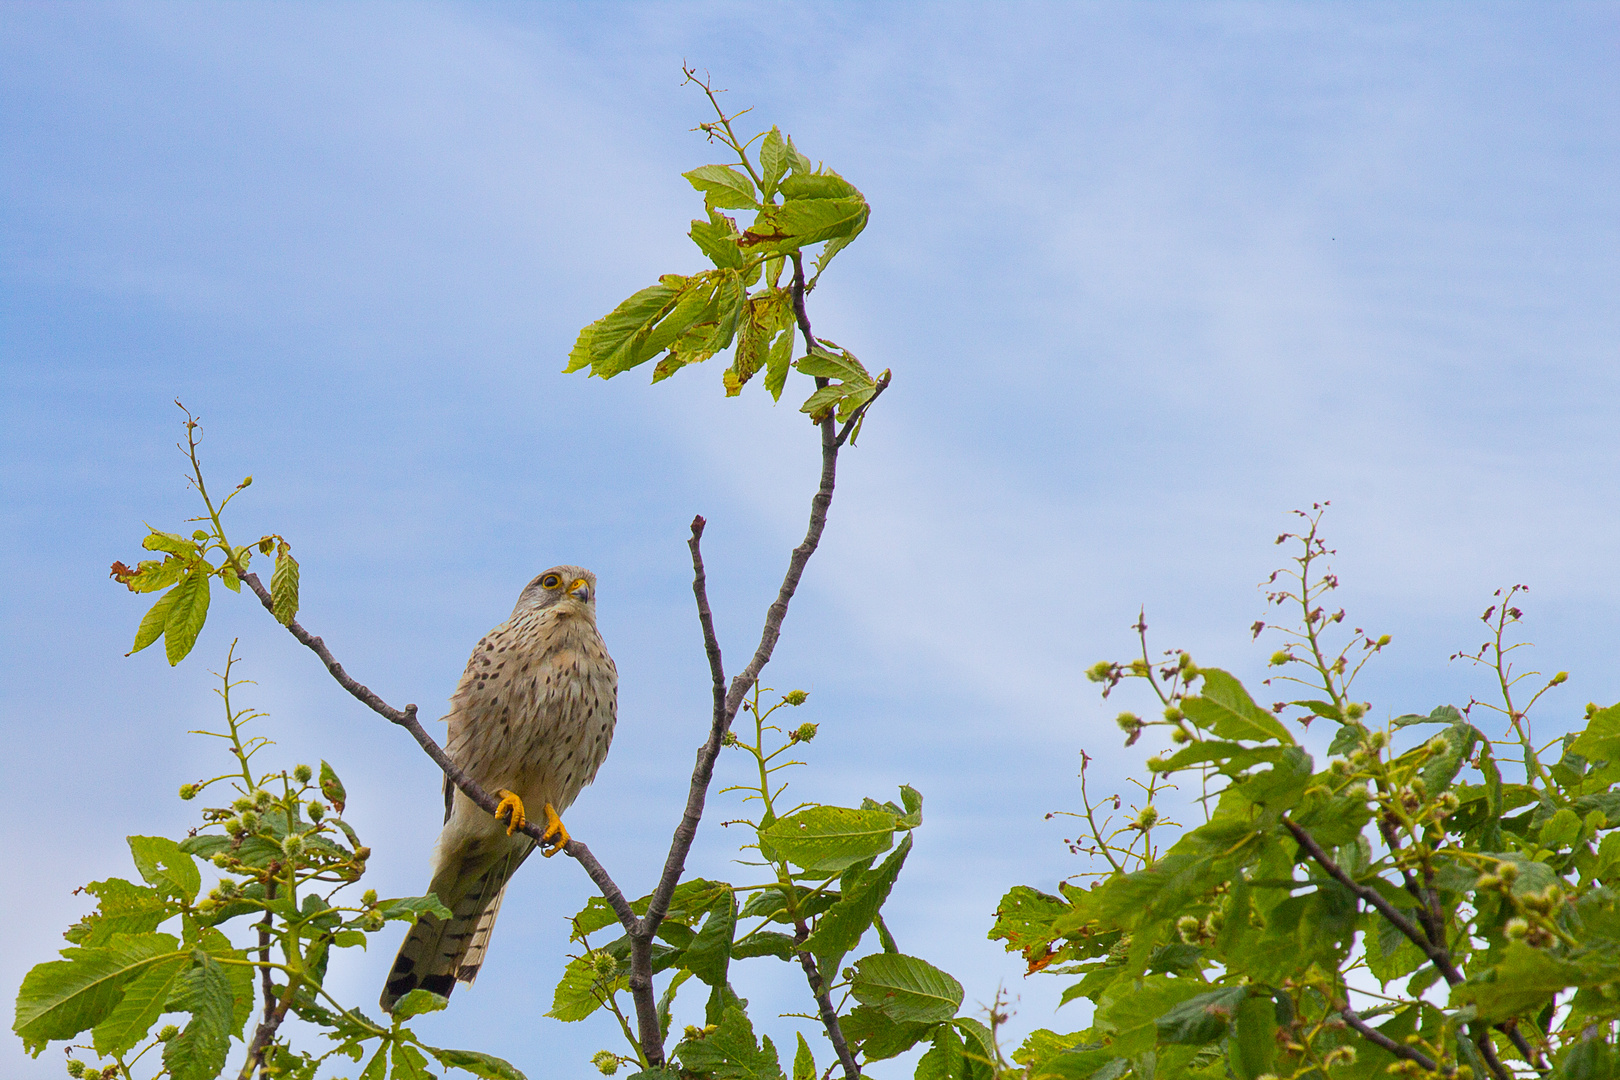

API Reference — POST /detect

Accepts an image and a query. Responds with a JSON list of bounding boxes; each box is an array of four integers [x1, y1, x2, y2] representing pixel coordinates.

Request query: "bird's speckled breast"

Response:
[[444, 604, 617, 816]]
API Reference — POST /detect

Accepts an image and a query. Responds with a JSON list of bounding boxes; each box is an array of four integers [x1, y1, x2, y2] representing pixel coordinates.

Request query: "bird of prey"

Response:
[[381, 566, 617, 1011]]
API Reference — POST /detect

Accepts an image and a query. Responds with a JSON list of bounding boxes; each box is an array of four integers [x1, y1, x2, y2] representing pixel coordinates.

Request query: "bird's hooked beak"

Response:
[[569, 578, 592, 604]]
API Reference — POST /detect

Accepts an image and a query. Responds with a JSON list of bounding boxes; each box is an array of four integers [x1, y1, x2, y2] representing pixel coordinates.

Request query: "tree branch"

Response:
[[237, 977, 296, 1080], [1284, 817, 1511, 1080], [795, 919, 862, 1080], [1339, 1008, 1443, 1073], [1282, 816, 1463, 984]]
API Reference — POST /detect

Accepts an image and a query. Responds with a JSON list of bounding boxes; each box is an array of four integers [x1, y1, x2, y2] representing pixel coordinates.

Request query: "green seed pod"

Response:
[[254, 789, 274, 810], [1269, 651, 1291, 667], [590, 950, 617, 978], [1175, 915, 1201, 943], [1504, 917, 1529, 939], [293, 763, 314, 784], [212, 853, 232, 868], [67, 1060, 87, 1078], [158, 1024, 180, 1041], [592, 1050, 621, 1076], [784, 690, 809, 706], [307, 801, 326, 821], [1115, 712, 1142, 732], [239, 810, 260, 832], [1162, 705, 1183, 722], [362, 888, 378, 906], [1085, 660, 1114, 683], [232, 797, 255, 813], [1367, 731, 1389, 751], [178, 783, 200, 801], [1170, 726, 1191, 744], [1346, 702, 1366, 719], [792, 722, 818, 743], [281, 834, 305, 857]]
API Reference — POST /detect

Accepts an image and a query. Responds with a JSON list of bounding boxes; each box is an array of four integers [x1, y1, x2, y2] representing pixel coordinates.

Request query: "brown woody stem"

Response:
[[1339, 1008, 1443, 1073], [1284, 817, 1510, 1080]]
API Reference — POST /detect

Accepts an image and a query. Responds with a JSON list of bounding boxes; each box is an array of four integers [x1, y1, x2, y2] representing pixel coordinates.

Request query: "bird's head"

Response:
[[514, 565, 597, 618]]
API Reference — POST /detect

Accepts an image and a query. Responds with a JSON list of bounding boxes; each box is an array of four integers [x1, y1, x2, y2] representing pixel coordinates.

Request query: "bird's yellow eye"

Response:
[[541, 573, 562, 589]]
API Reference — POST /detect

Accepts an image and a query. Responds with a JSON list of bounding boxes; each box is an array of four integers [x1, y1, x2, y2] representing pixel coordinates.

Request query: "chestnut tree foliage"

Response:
[[15, 78, 1620, 1080]]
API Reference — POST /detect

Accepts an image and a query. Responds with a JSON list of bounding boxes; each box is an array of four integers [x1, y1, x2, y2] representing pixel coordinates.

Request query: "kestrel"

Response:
[[381, 566, 617, 1011]]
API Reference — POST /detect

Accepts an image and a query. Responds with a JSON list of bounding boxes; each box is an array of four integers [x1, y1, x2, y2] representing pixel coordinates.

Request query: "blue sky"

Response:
[[2, 3, 1617, 1076]]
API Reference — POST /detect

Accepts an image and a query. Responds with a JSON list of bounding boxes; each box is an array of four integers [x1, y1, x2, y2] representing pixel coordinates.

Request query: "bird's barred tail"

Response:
[[379, 845, 528, 1012]]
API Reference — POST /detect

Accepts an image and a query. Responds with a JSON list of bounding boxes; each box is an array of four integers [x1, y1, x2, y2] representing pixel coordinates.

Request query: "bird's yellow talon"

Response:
[[539, 802, 570, 857], [494, 789, 526, 836]]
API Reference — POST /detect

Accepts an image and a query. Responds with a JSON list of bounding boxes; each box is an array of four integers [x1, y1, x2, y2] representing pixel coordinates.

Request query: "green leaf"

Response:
[[1571, 703, 1620, 764], [90, 951, 190, 1055], [759, 128, 787, 199], [795, 346, 878, 425], [319, 760, 348, 812], [1181, 670, 1294, 745], [988, 885, 1070, 959], [129, 583, 181, 656], [916, 1023, 965, 1080], [428, 1046, 528, 1080], [391, 1042, 436, 1080], [567, 281, 681, 376], [14, 933, 182, 1053], [1422, 722, 1480, 794], [792, 1032, 815, 1080], [142, 529, 196, 556], [547, 952, 622, 1022], [725, 289, 791, 396], [838, 1004, 933, 1061], [759, 805, 896, 873], [686, 890, 738, 987], [390, 989, 449, 1020], [762, 325, 795, 402], [162, 951, 235, 1080], [64, 878, 177, 945], [684, 164, 759, 210], [805, 833, 911, 977], [128, 836, 201, 903], [1450, 941, 1594, 1022], [851, 953, 963, 1024], [1231, 993, 1277, 1080], [194, 926, 252, 1038], [379, 895, 454, 922], [1561, 1037, 1616, 1080], [163, 563, 212, 664], [1155, 986, 1247, 1045], [675, 1006, 784, 1079], [779, 172, 860, 201], [271, 550, 299, 626], [690, 211, 745, 270], [731, 931, 797, 960], [1540, 807, 1584, 849], [1094, 975, 1211, 1058], [741, 197, 868, 256]]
